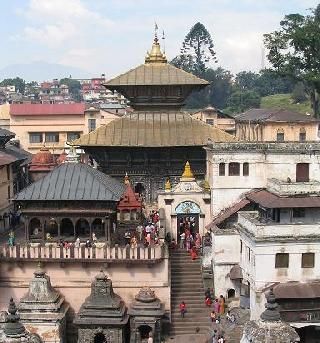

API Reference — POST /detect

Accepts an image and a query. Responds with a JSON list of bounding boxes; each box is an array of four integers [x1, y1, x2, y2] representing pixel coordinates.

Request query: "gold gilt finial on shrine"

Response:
[[165, 178, 171, 191], [145, 24, 167, 64], [181, 161, 194, 179], [124, 172, 130, 185]]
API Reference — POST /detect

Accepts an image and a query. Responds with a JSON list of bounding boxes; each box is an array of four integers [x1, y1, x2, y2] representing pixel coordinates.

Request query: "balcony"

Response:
[[238, 211, 320, 240], [267, 178, 320, 196], [0, 243, 166, 264]]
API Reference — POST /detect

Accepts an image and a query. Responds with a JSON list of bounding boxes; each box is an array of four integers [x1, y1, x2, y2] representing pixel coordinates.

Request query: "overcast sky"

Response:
[[0, 0, 318, 79]]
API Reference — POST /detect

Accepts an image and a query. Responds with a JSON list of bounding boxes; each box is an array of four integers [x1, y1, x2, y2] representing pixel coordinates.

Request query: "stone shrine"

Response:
[[128, 287, 165, 343], [74, 270, 129, 343], [18, 265, 69, 342]]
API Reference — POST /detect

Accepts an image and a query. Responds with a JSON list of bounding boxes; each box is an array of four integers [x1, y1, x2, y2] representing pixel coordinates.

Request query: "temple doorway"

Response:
[[29, 218, 42, 239], [60, 218, 74, 237], [138, 325, 152, 341], [93, 332, 107, 343], [75, 218, 90, 237], [175, 201, 201, 241], [135, 183, 145, 197]]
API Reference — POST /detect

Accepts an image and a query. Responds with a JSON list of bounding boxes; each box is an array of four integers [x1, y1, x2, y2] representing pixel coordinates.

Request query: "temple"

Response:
[[72, 35, 235, 203]]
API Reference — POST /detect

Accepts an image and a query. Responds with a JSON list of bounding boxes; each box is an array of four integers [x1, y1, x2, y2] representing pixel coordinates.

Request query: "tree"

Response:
[[264, 4, 320, 116], [225, 90, 261, 114], [60, 78, 81, 101], [292, 81, 307, 103], [235, 71, 259, 91], [171, 22, 217, 77], [0, 77, 25, 93]]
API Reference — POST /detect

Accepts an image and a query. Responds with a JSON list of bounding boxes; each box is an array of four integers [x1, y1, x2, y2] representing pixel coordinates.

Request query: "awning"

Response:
[[274, 282, 320, 299]]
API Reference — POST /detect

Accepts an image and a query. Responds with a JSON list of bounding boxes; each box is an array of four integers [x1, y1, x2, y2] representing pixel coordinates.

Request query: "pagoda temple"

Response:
[[73, 34, 235, 202]]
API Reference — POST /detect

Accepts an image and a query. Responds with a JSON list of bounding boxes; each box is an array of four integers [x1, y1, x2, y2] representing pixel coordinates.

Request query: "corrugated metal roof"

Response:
[[73, 111, 235, 147], [247, 189, 320, 208], [234, 108, 318, 123], [16, 163, 125, 201], [10, 103, 86, 116], [274, 282, 320, 299], [105, 63, 209, 86]]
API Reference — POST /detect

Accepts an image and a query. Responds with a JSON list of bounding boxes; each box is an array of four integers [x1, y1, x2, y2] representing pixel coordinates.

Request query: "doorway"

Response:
[[177, 214, 199, 240], [296, 163, 309, 182]]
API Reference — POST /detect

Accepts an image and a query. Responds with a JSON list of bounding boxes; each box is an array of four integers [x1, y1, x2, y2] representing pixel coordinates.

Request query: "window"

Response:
[[206, 119, 214, 125], [219, 163, 225, 176], [301, 253, 315, 268], [296, 163, 309, 182], [276, 128, 285, 142], [275, 253, 289, 268], [29, 132, 43, 144], [292, 208, 305, 218], [88, 118, 96, 132], [67, 132, 81, 141], [228, 162, 240, 176], [45, 132, 59, 143], [299, 128, 306, 142], [243, 162, 249, 176]]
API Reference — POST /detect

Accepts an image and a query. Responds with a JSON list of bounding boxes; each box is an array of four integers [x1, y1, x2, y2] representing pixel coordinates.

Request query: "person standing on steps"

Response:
[[179, 301, 186, 318], [219, 295, 225, 315]]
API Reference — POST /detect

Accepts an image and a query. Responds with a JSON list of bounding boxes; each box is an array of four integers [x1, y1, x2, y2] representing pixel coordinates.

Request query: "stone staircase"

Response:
[[170, 249, 211, 337]]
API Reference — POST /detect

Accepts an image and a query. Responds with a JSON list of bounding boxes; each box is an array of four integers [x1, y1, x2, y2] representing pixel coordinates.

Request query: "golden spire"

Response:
[[145, 27, 167, 64], [165, 178, 171, 191], [181, 161, 194, 179], [124, 172, 130, 185]]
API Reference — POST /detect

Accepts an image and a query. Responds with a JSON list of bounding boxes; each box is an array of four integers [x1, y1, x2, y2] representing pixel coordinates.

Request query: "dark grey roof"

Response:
[[234, 108, 318, 123], [16, 163, 125, 201], [0, 128, 15, 138]]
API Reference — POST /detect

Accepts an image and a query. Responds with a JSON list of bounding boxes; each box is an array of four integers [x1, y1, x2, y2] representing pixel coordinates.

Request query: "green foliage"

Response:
[[60, 78, 81, 101], [171, 22, 217, 77], [261, 93, 311, 114], [224, 90, 261, 114], [0, 77, 25, 93], [264, 4, 320, 116]]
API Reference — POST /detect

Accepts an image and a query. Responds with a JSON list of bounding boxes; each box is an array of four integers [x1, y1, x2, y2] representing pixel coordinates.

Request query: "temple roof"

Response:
[[106, 63, 208, 87], [73, 111, 235, 147], [15, 163, 125, 202], [29, 147, 56, 172], [118, 177, 142, 211]]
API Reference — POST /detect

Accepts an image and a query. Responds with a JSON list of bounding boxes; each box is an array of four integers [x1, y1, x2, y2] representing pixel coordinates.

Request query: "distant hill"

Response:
[[0, 61, 91, 82], [261, 94, 312, 115]]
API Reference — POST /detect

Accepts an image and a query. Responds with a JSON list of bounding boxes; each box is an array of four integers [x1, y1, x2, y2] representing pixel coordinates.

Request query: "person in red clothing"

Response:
[[190, 246, 198, 260], [205, 296, 212, 307], [179, 301, 186, 318]]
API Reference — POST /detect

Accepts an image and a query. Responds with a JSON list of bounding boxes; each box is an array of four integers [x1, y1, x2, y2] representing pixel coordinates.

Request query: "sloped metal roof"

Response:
[[73, 111, 235, 147], [16, 163, 125, 202], [105, 63, 209, 86]]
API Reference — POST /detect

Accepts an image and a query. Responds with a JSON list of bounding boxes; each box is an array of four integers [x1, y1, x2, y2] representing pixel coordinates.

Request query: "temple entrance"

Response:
[[29, 218, 42, 239], [75, 218, 90, 237], [175, 201, 201, 241], [135, 183, 145, 197], [60, 218, 74, 237], [93, 332, 107, 343], [138, 325, 152, 341], [46, 218, 58, 238]]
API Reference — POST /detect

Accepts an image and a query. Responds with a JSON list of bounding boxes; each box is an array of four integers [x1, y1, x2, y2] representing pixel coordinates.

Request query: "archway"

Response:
[[138, 325, 152, 340], [75, 218, 90, 237], [94, 332, 106, 343], [92, 218, 104, 237], [60, 218, 74, 237], [175, 201, 201, 239], [228, 288, 236, 299], [46, 218, 58, 239], [29, 218, 42, 239]]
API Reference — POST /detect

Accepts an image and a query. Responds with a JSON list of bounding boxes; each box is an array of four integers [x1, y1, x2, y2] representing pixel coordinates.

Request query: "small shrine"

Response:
[[240, 289, 300, 343], [158, 161, 211, 242], [18, 265, 69, 343], [116, 174, 143, 244], [74, 270, 129, 343], [0, 298, 42, 343], [28, 146, 57, 182], [128, 287, 165, 343]]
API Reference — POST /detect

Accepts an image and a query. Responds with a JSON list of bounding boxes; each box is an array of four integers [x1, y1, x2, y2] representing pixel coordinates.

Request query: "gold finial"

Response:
[[203, 180, 210, 192], [145, 25, 167, 64], [124, 172, 130, 185], [181, 161, 194, 179], [165, 178, 171, 191]]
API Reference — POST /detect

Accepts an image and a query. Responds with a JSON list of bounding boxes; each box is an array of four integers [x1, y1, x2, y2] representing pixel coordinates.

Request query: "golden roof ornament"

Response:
[[124, 172, 130, 185], [181, 161, 194, 179], [165, 178, 171, 191], [145, 27, 167, 64], [203, 180, 210, 192]]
